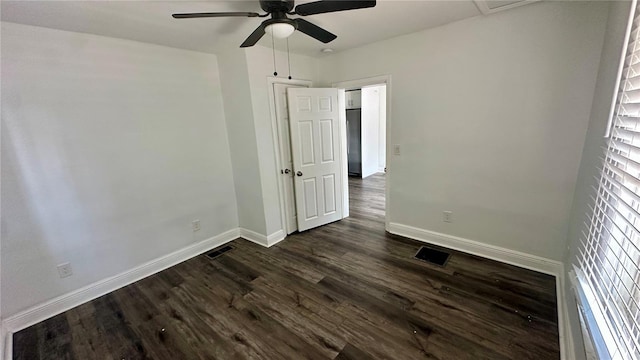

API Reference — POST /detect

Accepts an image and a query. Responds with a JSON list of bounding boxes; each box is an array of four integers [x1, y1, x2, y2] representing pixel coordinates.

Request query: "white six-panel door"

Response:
[[287, 88, 343, 231]]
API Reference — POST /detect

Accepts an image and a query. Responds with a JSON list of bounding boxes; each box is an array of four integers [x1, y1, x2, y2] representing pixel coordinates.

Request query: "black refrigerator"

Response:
[[346, 109, 362, 177]]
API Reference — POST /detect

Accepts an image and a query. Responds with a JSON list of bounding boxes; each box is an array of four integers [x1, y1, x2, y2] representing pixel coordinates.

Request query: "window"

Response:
[[578, 1, 640, 359]]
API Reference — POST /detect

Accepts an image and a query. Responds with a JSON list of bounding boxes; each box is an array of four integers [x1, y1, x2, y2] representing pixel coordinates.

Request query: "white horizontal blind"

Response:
[[579, 3, 640, 359]]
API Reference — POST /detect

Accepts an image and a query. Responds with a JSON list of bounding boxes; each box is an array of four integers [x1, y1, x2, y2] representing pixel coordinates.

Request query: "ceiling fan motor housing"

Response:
[[264, 17, 297, 29], [260, 0, 295, 13]]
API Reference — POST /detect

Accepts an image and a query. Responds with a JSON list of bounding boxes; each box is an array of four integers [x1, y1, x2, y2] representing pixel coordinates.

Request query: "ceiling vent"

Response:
[[473, 0, 540, 15]]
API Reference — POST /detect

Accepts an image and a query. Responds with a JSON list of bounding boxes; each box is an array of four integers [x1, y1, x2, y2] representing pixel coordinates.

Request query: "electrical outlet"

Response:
[[192, 219, 201, 232], [57, 262, 73, 278], [443, 211, 453, 223], [393, 144, 401, 156]]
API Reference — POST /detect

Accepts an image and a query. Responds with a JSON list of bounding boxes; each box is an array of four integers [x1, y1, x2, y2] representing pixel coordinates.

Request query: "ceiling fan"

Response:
[[172, 0, 376, 48]]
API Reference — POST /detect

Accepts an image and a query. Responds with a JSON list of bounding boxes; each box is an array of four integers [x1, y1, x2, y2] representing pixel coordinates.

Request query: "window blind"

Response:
[[578, 2, 640, 359]]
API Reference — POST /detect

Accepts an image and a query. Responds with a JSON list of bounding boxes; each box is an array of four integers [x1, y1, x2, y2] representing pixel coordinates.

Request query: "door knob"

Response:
[[284, 169, 291, 174], [296, 171, 303, 176]]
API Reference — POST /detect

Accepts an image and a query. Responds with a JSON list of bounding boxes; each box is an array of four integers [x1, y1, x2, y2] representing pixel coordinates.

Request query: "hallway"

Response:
[[347, 173, 385, 225]]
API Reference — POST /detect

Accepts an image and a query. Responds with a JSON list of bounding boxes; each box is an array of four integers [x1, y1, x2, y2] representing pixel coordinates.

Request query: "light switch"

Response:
[[393, 144, 401, 156]]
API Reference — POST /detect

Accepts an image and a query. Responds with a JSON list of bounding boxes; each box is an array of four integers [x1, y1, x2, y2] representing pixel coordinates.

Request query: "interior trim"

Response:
[[1, 224, 291, 360], [472, 0, 540, 15], [386, 222, 573, 360], [332, 75, 392, 229], [0, 227, 241, 355], [266, 77, 313, 237], [238, 228, 286, 247], [558, 269, 575, 360], [1, 325, 9, 360], [386, 222, 562, 275], [2, 223, 573, 359], [238, 227, 269, 247], [266, 229, 286, 246]]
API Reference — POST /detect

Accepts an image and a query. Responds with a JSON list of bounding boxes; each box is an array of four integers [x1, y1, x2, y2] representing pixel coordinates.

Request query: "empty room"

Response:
[[1, 0, 637, 359]]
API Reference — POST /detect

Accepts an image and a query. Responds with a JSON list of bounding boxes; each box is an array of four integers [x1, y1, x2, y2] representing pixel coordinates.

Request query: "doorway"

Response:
[[334, 77, 390, 227], [271, 80, 310, 235], [270, 80, 345, 235], [345, 85, 387, 178], [269, 75, 391, 236]]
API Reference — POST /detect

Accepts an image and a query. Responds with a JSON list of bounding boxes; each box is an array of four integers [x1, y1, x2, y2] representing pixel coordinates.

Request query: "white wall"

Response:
[[361, 86, 381, 178], [1, 22, 239, 317], [318, 1, 609, 260], [218, 49, 267, 235], [564, 1, 633, 359], [206, 45, 320, 241]]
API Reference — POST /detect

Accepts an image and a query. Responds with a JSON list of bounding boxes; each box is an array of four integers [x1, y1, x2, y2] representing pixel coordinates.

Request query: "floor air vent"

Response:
[[206, 245, 233, 259], [414, 246, 450, 267]]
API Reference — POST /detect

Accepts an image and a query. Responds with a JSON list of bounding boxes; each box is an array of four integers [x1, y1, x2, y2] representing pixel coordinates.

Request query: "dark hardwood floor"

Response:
[[13, 173, 560, 359]]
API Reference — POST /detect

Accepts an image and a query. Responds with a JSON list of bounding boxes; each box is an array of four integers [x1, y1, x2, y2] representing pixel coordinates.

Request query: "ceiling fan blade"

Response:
[[172, 12, 260, 19], [240, 23, 267, 48], [293, 19, 336, 43], [294, 1, 375, 16]]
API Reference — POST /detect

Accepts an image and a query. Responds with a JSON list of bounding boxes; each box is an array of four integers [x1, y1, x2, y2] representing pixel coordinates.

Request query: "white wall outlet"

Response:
[[57, 262, 73, 278], [192, 219, 201, 232], [393, 144, 401, 156], [443, 211, 453, 223]]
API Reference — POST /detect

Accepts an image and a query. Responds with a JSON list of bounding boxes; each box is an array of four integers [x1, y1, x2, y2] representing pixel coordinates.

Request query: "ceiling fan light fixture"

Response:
[[265, 22, 296, 39]]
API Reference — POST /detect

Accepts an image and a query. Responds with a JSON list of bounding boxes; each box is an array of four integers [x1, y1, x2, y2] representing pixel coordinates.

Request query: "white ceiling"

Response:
[[1, 0, 485, 57]]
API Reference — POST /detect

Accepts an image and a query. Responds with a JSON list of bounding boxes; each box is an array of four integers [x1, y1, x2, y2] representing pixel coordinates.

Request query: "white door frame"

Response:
[[267, 77, 312, 236], [332, 75, 392, 229]]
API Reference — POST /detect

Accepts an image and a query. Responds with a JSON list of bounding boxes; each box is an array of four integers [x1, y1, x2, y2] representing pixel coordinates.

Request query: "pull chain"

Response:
[[272, 31, 278, 76], [286, 38, 292, 80]]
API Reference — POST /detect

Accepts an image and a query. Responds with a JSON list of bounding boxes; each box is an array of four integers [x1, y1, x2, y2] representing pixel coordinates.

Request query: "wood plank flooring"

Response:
[[13, 173, 560, 359]]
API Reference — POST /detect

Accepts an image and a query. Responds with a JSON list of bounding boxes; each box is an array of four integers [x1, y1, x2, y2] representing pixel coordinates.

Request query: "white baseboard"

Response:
[[387, 222, 563, 275], [557, 268, 576, 360], [1, 228, 240, 337], [2, 327, 11, 360], [3, 222, 575, 359], [386, 222, 573, 359], [266, 229, 286, 247], [0, 225, 291, 360], [239, 228, 269, 247], [1, 221, 574, 359], [239, 228, 286, 247]]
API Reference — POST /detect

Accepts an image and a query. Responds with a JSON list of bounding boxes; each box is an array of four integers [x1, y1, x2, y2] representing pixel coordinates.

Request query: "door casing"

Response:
[[267, 77, 312, 235], [332, 75, 392, 230], [273, 82, 306, 234]]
